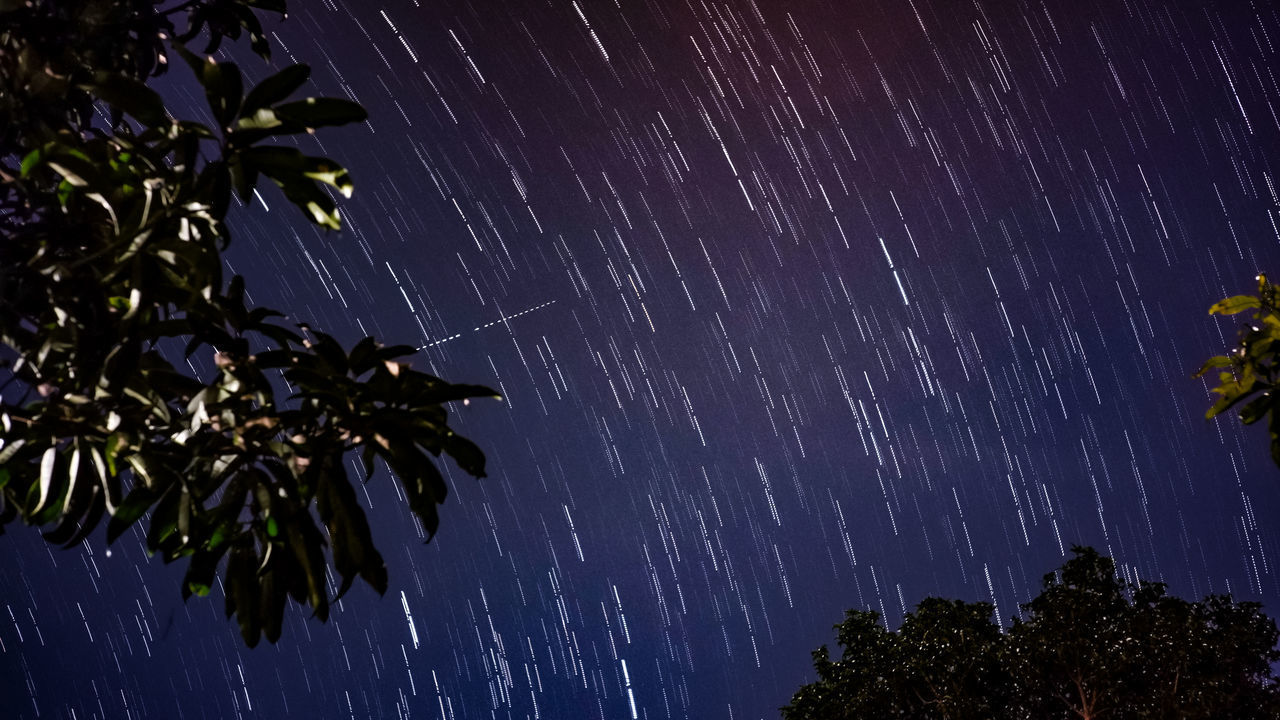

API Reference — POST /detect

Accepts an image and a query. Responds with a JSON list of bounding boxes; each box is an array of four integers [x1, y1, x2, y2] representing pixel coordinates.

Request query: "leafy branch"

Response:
[[1195, 273, 1280, 467], [0, 0, 497, 647]]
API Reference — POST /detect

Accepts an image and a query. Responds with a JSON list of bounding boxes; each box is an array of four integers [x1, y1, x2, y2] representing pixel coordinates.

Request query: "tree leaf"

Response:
[[318, 467, 386, 599], [86, 72, 169, 127], [1209, 295, 1261, 315], [285, 513, 329, 620], [240, 145, 307, 174], [259, 552, 289, 643], [20, 147, 43, 177], [242, 64, 312, 115], [1240, 392, 1274, 425], [33, 446, 58, 516], [308, 331, 349, 375], [373, 344, 420, 363], [225, 542, 261, 646], [61, 489, 107, 548], [0, 438, 26, 466], [107, 485, 159, 544], [183, 548, 220, 600], [46, 155, 101, 188], [443, 434, 487, 478], [234, 107, 285, 133], [172, 43, 243, 128], [145, 484, 182, 554], [1193, 355, 1232, 378], [278, 175, 341, 230], [275, 98, 368, 129], [347, 336, 380, 376], [303, 158, 354, 198], [417, 382, 502, 407]]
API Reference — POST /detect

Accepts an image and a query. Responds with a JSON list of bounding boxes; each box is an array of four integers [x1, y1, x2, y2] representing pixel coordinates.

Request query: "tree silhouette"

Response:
[[783, 547, 1280, 719]]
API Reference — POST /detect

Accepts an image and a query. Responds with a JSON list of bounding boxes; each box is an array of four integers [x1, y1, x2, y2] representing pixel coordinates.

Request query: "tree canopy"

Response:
[[0, 0, 496, 647], [782, 547, 1280, 719]]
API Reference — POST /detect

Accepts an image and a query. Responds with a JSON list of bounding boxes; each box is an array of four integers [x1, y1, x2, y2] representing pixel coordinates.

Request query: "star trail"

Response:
[[4, 0, 1280, 718]]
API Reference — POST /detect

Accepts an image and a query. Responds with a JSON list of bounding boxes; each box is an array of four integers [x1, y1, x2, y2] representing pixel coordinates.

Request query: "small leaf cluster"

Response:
[[1, 0, 497, 647], [782, 547, 1280, 719], [1196, 273, 1280, 467]]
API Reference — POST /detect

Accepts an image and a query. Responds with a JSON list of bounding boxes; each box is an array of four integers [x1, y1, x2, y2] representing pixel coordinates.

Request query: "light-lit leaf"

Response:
[[0, 438, 25, 466], [235, 107, 283, 132], [33, 446, 57, 515], [19, 147, 42, 177], [1209, 295, 1261, 316], [1194, 355, 1232, 378], [302, 159, 354, 198], [47, 158, 97, 187]]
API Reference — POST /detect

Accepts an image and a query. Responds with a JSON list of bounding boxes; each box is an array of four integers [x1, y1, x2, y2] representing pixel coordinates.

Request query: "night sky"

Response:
[[5, 0, 1280, 718]]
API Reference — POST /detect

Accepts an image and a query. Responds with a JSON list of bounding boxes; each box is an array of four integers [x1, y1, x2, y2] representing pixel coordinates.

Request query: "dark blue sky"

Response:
[[5, 0, 1280, 718]]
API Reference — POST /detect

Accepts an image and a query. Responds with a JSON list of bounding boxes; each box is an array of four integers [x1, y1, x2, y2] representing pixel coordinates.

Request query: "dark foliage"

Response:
[[0, 0, 497, 647], [782, 547, 1280, 719]]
